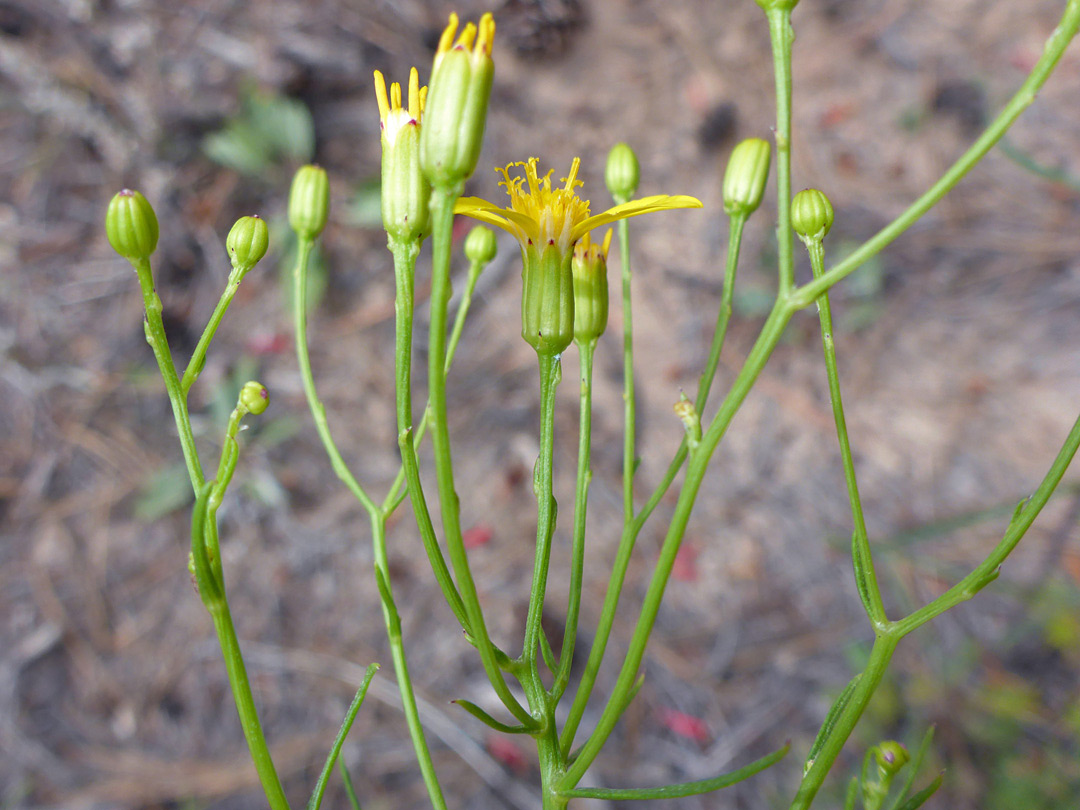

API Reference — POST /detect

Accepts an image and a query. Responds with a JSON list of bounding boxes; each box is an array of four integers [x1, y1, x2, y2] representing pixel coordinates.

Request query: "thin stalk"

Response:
[[561, 300, 794, 789], [791, 1, 1080, 309], [552, 337, 595, 700], [767, 8, 795, 295], [292, 238, 378, 515], [307, 663, 378, 810], [132, 258, 204, 492], [560, 210, 748, 753], [619, 216, 636, 524], [181, 266, 245, 395], [804, 239, 888, 629], [426, 184, 535, 727], [370, 513, 448, 810], [523, 352, 561, 690]]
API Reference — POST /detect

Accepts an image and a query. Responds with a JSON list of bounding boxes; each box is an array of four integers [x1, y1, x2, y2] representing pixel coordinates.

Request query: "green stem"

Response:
[[804, 239, 888, 629], [370, 513, 448, 810], [767, 8, 795, 295], [559, 213, 747, 753], [181, 267, 246, 395], [427, 183, 535, 727], [552, 338, 595, 700], [789, 634, 900, 810], [132, 258, 204, 492], [561, 300, 794, 789], [390, 238, 470, 630], [307, 663, 379, 810], [791, 0, 1080, 309], [523, 352, 561, 688], [618, 215, 636, 525], [292, 238, 378, 515]]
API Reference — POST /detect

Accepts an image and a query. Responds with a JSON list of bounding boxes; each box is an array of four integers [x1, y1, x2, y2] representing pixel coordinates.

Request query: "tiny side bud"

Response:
[[873, 741, 909, 777], [605, 142, 640, 202], [288, 165, 330, 240], [239, 381, 269, 415], [464, 225, 497, 265], [791, 188, 834, 241], [723, 137, 771, 218], [106, 189, 159, 261], [226, 215, 269, 271]]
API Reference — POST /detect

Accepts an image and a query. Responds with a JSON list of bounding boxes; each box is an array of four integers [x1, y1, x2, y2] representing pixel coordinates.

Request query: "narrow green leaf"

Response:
[[338, 756, 362, 810], [452, 700, 534, 735], [888, 726, 935, 810], [844, 776, 859, 810], [307, 663, 380, 810], [805, 673, 862, 775], [894, 773, 943, 810]]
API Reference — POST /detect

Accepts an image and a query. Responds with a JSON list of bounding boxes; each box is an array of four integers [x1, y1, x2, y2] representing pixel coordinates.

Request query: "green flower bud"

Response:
[[105, 189, 159, 261], [571, 229, 611, 343], [791, 188, 834, 241], [873, 741, 909, 777], [375, 68, 430, 243], [754, 0, 800, 11], [239, 381, 269, 415], [464, 225, 497, 265], [605, 142, 640, 203], [226, 215, 269, 271], [288, 165, 330, 240], [420, 13, 495, 187], [723, 137, 771, 217], [521, 240, 574, 356]]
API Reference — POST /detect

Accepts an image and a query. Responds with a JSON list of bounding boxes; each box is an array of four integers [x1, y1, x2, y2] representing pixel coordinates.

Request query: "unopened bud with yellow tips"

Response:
[[464, 225, 497, 265], [791, 188, 834, 242], [571, 229, 611, 343], [723, 138, 771, 218], [605, 142, 640, 203], [239, 381, 269, 416], [376, 67, 430, 243], [226, 215, 269, 272], [106, 189, 159, 261], [421, 12, 495, 187], [288, 165, 330, 240]]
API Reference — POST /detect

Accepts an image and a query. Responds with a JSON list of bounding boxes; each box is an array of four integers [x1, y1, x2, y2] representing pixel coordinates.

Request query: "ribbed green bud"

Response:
[[873, 742, 909, 777], [226, 215, 269, 271], [754, 0, 800, 11], [605, 142, 640, 202], [464, 225, 497, 265], [791, 188, 834, 241], [239, 381, 269, 415], [723, 138, 771, 217], [288, 165, 330, 240], [105, 189, 159, 261], [420, 13, 495, 187], [521, 241, 574, 356], [376, 69, 430, 243], [571, 229, 611, 343]]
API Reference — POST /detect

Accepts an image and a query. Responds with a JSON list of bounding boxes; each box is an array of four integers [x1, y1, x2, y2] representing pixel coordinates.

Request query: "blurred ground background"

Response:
[[3, 0, 1080, 808]]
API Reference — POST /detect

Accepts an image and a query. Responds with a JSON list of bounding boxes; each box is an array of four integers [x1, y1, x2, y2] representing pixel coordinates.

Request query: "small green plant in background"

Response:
[[106, 1, 1080, 808]]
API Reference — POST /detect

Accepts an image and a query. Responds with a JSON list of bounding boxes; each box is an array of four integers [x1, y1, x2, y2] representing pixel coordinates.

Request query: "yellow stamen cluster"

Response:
[[496, 158, 591, 251], [433, 12, 496, 72], [374, 67, 427, 147]]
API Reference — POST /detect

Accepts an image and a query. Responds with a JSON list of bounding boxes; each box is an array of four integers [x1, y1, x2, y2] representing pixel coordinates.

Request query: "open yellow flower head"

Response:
[[454, 157, 701, 355], [571, 228, 612, 343], [421, 12, 495, 187], [375, 67, 430, 242]]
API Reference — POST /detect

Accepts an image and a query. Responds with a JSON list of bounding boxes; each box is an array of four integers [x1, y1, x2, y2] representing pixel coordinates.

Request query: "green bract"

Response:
[[723, 138, 771, 218], [226, 215, 269, 271], [288, 164, 330, 240], [522, 241, 574, 356], [420, 13, 495, 187], [106, 189, 159, 261], [791, 188, 834, 241]]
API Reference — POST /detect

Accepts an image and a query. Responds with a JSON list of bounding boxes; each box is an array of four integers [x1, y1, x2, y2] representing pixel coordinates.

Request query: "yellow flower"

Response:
[[454, 157, 701, 256], [374, 67, 427, 148], [375, 67, 430, 242]]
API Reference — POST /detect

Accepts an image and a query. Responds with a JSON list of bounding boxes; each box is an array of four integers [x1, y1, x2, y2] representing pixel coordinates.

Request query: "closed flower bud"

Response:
[[239, 381, 269, 415], [522, 240, 574, 356], [226, 215, 269, 271], [791, 188, 834, 241], [605, 142, 640, 203], [106, 189, 159, 261], [288, 165, 330, 240], [723, 138, 771, 218], [376, 68, 430, 242], [421, 13, 495, 187], [571, 229, 611, 343], [873, 742, 909, 778], [464, 225, 497, 265], [754, 0, 801, 10]]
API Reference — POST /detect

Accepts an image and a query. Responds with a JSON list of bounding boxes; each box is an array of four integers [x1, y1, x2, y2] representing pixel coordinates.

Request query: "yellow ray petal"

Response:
[[571, 194, 702, 242]]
